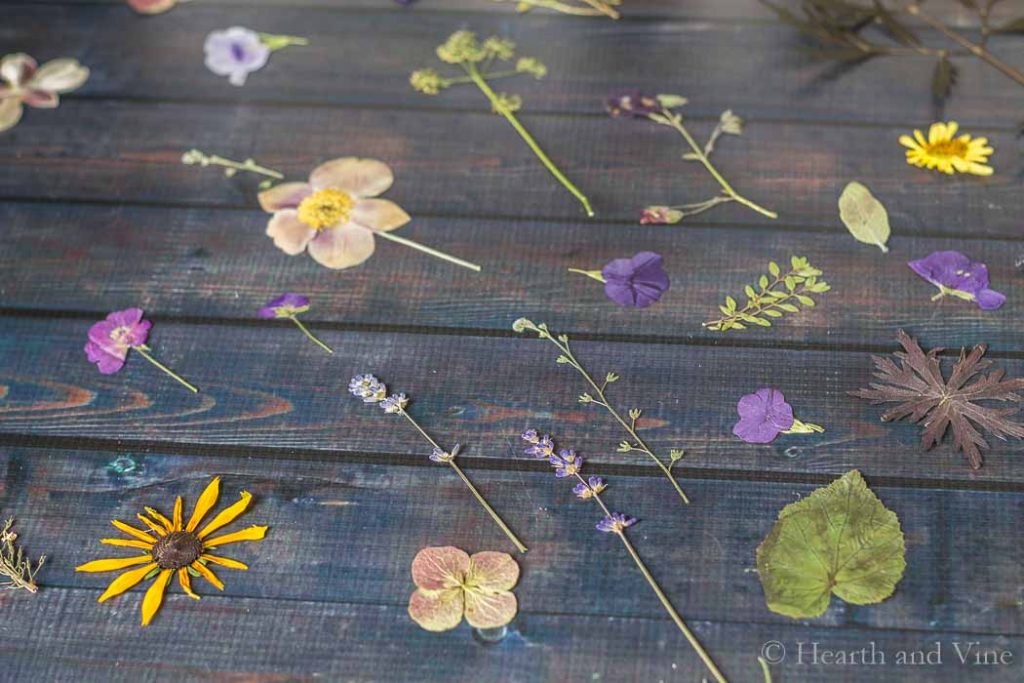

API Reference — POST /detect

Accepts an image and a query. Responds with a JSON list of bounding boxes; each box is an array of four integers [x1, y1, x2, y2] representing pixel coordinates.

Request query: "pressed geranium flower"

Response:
[[733, 388, 823, 444], [899, 121, 993, 176], [569, 251, 670, 308], [408, 546, 519, 632], [259, 158, 479, 271], [258, 293, 333, 354], [908, 250, 1005, 310], [84, 308, 198, 392], [204, 27, 308, 87], [0, 53, 89, 133], [76, 477, 268, 627]]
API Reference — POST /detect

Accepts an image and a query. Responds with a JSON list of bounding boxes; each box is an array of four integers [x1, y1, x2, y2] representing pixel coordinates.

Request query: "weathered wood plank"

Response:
[[2, 4, 1022, 126], [0, 102, 1020, 236], [1, 201, 1021, 349], [4, 319, 1024, 482], [2, 447, 1022, 637]]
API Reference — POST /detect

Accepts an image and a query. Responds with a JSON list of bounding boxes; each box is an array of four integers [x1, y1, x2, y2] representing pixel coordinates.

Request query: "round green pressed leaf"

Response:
[[755, 470, 906, 619]]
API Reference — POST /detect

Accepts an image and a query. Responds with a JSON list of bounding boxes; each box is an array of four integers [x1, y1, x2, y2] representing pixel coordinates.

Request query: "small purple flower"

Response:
[[573, 476, 607, 500], [597, 512, 637, 533], [349, 374, 387, 403], [525, 435, 555, 459], [521, 429, 539, 443], [732, 388, 795, 444], [380, 393, 409, 414], [549, 449, 583, 478], [258, 293, 310, 319], [605, 90, 660, 118], [430, 444, 459, 463], [204, 27, 270, 87], [602, 252, 670, 308], [85, 308, 151, 374], [908, 251, 1006, 310]]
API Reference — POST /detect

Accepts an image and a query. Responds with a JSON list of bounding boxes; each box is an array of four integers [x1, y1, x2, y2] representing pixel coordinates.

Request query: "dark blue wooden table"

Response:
[[1, 0, 1022, 680]]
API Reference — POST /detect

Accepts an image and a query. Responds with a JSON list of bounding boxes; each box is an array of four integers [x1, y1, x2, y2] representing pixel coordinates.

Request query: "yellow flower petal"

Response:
[[144, 507, 174, 532], [76, 555, 153, 573], [945, 121, 958, 137], [913, 129, 927, 147], [101, 538, 154, 550], [928, 122, 946, 144], [173, 496, 183, 531], [197, 492, 253, 539], [898, 135, 919, 150], [112, 519, 157, 544], [203, 525, 268, 547], [191, 561, 224, 590], [136, 513, 167, 537], [201, 553, 248, 570], [141, 569, 172, 626], [186, 477, 221, 532], [96, 562, 158, 602], [178, 568, 201, 600]]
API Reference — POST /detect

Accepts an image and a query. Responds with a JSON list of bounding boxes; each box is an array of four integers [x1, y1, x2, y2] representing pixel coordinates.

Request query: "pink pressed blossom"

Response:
[[84, 308, 198, 392], [0, 53, 89, 133], [126, 0, 178, 14]]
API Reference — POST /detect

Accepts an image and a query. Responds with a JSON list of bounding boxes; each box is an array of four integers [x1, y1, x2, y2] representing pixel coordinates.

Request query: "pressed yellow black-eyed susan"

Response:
[[899, 121, 993, 176], [76, 477, 267, 626]]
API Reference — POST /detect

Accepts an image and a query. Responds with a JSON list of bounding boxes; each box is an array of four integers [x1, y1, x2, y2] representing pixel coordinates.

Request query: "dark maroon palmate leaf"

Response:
[[851, 329, 1024, 469]]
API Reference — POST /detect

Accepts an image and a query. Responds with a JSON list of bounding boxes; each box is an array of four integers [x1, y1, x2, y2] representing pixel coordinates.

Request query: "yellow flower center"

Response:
[[924, 138, 968, 160], [297, 189, 354, 230]]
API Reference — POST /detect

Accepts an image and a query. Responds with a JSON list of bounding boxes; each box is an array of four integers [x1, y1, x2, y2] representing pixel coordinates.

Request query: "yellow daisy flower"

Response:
[[75, 477, 267, 627], [899, 121, 993, 176]]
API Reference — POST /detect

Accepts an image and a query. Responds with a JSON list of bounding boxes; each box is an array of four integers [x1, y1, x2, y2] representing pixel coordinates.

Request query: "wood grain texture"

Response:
[[2, 4, 1022, 125], [4, 318, 1024, 483]]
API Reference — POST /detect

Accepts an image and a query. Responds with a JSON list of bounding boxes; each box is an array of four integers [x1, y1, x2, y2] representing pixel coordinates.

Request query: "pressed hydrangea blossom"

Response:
[[908, 250, 1005, 310], [733, 388, 823, 444], [569, 251, 670, 308], [0, 53, 89, 133], [203, 27, 307, 87], [84, 309, 198, 392], [258, 293, 333, 354], [408, 546, 519, 632]]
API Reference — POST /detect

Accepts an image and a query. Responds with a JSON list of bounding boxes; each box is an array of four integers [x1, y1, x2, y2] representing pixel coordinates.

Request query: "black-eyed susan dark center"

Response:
[[152, 531, 204, 570]]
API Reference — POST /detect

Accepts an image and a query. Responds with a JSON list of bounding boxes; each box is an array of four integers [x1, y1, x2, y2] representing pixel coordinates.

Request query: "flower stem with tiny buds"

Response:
[[181, 149, 283, 180]]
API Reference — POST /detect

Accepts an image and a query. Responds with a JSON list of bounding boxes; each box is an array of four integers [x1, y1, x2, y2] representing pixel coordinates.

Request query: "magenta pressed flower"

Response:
[[84, 309, 197, 392], [258, 293, 332, 354], [732, 388, 823, 444], [908, 250, 1005, 310], [570, 252, 670, 308]]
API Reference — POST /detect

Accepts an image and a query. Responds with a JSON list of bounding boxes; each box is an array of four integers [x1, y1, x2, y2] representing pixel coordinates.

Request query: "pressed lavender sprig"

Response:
[[258, 294, 334, 354], [522, 431, 726, 683], [513, 318, 689, 504], [350, 375, 527, 553]]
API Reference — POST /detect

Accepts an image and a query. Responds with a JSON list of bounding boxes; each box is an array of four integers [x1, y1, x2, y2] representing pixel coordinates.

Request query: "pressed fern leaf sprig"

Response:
[[704, 256, 830, 332]]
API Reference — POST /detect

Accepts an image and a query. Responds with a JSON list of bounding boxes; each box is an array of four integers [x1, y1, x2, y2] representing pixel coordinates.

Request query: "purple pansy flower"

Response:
[[549, 449, 583, 478], [602, 252, 670, 308], [596, 512, 637, 533], [605, 90, 660, 118], [908, 250, 1006, 310], [204, 27, 271, 87], [258, 293, 310, 318], [732, 388, 795, 444], [84, 308, 151, 374]]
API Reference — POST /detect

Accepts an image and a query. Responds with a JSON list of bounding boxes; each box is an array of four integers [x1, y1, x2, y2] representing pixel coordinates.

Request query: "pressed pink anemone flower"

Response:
[[258, 157, 413, 270], [0, 53, 89, 133], [85, 308, 198, 392], [127, 0, 178, 14]]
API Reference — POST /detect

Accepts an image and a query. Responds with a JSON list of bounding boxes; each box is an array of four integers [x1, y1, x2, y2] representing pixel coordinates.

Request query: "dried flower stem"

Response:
[[651, 108, 776, 219], [181, 149, 284, 180], [499, 0, 619, 19], [464, 62, 594, 217], [376, 231, 482, 272], [134, 346, 199, 393], [398, 409, 527, 553], [258, 33, 310, 52], [288, 316, 333, 354], [0, 519, 45, 594]]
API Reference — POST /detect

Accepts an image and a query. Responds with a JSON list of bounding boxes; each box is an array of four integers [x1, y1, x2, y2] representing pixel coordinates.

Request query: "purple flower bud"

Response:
[[732, 388, 794, 444], [521, 429, 539, 443]]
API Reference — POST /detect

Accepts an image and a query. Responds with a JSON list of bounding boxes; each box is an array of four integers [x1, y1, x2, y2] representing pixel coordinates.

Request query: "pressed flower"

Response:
[[549, 448, 583, 478], [573, 476, 606, 499], [408, 546, 519, 632], [596, 512, 636, 533], [640, 206, 684, 225], [259, 157, 479, 271], [75, 477, 268, 627], [733, 388, 823, 445], [908, 250, 1005, 310], [522, 430, 555, 459], [127, 0, 178, 14], [899, 122, 993, 176], [204, 27, 308, 87], [569, 251, 670, 308], [0, 53, 89, 133], [492, 0, 621, 19], [258, 293, 333, 354], [84, 308, 198, 392]]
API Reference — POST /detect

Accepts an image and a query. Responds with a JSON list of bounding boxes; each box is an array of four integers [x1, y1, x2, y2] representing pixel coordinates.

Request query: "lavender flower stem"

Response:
[[289, 317, 334, 355], [134, 347, 199, 393], [655, 109, 776, 220], [399, 410, 527, 553], [616, 530, 728, 683], [465, 63, 594, 217], [376, 232, 481, 272]]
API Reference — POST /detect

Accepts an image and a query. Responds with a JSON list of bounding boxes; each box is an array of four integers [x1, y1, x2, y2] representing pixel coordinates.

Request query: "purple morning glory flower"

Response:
[[204, 27, 270, 87], [549, 449, 583, 478], [596, 512, 637, 533], [908, 251, 1006, 310], [84, 308, 151, 374], [732, 388, 795, 444], [602, 252, 670, 308], [258, 293, 310, 319], [605, 91, 660, 118]]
